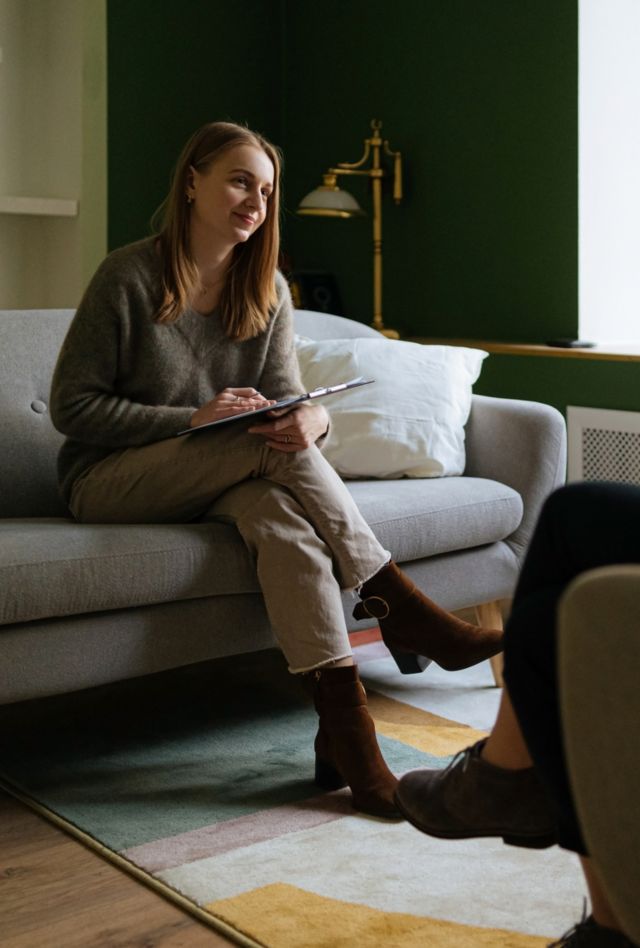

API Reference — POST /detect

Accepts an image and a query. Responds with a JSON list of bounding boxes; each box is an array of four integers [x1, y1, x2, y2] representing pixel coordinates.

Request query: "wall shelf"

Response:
[[410, 337, 640, 363], [0, 195, 78, 217]]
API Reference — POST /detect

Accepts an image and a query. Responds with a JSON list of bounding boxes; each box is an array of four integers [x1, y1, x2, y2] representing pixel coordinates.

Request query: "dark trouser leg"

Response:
[[503, 481, 640, 853]]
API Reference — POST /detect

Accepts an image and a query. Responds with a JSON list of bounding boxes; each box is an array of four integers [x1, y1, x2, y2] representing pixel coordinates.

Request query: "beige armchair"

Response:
[[559, 564, 640, 945]]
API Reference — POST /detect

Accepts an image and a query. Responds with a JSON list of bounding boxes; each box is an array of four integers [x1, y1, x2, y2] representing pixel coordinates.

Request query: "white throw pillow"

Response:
[[295, 335, 488, 478]]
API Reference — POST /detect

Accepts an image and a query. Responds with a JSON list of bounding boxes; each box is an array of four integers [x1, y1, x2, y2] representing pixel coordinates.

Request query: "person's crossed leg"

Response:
[[396, 482, 640, 947]]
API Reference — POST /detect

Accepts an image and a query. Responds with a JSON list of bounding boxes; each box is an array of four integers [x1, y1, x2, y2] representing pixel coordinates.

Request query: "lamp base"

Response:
[[374, 325, 400, 339]]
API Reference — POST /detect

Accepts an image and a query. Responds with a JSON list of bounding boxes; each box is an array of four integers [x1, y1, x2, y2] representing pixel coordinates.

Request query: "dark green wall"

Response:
[[107, 0, 283, 250], [282, 0, 578, 343], [107, 0, 577, 341], [107, 1, 639, 414], [475, 356, 640, 415]]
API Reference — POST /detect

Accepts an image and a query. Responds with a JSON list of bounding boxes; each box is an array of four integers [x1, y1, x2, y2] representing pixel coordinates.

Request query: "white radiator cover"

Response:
[[567, 406, 640, 485]]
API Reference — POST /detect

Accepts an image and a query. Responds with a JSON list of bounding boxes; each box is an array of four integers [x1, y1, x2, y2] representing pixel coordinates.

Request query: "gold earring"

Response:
[[186, 194, 193, 205]]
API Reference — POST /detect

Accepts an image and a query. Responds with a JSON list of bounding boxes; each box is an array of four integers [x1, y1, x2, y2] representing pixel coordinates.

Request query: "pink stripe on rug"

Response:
[[121, 788, 354, 873], [349, 626, 381, 646]]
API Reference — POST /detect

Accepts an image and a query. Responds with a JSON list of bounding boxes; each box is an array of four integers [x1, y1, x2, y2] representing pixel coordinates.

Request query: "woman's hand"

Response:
[[190, 388, 275, 428], [248, 404, 329, 451]]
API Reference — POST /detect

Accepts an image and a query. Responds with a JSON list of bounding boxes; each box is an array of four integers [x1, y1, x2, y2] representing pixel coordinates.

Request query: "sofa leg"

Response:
[[489, 653, 505, 689], [474, 601, 505, 687]]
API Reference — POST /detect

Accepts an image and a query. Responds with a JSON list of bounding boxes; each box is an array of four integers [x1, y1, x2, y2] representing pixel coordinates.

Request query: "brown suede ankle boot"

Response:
[[307, 664, 400, 819], [354, 561, 504, 674]]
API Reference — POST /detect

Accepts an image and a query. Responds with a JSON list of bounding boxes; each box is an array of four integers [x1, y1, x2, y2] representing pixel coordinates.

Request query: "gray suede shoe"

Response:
[[395, 739, 557, 849]]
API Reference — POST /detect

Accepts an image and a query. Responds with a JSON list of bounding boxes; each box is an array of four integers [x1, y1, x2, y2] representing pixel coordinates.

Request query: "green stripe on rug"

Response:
[[0, 649, 443, 851]]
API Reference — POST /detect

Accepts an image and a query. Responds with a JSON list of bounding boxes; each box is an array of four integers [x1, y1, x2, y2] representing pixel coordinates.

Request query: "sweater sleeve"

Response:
[[258, 274, 332, 446], [50, 253, 195, 448], [256, 273, 306, 401]]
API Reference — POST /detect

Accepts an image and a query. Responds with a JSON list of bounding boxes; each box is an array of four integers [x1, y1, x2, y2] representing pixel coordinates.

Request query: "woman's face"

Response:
[[187, 144, 275, 250]]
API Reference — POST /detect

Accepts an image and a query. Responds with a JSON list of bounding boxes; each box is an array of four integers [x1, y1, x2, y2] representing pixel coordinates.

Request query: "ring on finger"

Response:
[[284, 434, 291, 443]]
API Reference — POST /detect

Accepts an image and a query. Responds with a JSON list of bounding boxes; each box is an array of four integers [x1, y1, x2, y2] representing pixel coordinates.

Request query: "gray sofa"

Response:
[[0, 308, 566, 705]]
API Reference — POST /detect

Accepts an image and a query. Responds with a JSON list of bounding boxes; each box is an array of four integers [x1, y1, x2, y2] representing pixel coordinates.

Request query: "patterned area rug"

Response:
[[0, 632, 584, 947]]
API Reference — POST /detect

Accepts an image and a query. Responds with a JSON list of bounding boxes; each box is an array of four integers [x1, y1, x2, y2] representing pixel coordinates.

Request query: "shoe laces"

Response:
[[548, 902, 590, 946], [441, 739, 486, 778], [548, 900, 637, 946]]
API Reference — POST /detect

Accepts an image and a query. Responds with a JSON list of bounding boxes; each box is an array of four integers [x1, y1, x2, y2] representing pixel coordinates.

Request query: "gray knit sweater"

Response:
[[50, 237, 305, 502]]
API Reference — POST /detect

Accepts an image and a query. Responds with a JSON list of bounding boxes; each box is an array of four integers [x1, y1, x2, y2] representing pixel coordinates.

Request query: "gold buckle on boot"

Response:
[[360, 596, 390, 620]]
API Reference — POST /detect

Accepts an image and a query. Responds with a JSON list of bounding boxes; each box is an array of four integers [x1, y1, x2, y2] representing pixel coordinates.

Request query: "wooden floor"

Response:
[[0, 790, 236, 947]]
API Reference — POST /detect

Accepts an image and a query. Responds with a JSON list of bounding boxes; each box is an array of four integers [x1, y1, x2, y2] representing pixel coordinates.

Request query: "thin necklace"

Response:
[[200, 275, 224, 294]]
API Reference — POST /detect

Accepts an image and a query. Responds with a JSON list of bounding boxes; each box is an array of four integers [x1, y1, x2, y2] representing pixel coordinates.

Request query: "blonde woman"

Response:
[[51, 122, 502, 818]]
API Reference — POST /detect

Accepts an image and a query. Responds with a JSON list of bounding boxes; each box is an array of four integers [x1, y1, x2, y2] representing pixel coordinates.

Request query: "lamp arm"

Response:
[[326, 166, 375, 179], [335, 140, 372, 171]]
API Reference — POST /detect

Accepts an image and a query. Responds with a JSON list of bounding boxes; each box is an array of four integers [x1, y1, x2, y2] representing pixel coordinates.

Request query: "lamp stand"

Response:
[[369, 125, 394, 338], [297, 119, 403, 338]]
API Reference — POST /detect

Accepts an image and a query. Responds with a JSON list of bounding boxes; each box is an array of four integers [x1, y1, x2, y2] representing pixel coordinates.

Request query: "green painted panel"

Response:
[[282, 0, 578, 343], [475, 355, 640, 416], [107, 0, 282, 251], [108, 2, 627, 421]]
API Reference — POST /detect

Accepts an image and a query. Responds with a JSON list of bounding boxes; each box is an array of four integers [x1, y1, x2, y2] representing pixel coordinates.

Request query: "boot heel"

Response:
[[352, 602, 368, 622], [353, 600, 432, 675], [387, 645, 432, 675], [502, 833, 556, 850], [315, 756, 347, 791]]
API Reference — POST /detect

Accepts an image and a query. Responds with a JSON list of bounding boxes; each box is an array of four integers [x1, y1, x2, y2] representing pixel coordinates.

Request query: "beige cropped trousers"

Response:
[[69, 426, 389, 673]]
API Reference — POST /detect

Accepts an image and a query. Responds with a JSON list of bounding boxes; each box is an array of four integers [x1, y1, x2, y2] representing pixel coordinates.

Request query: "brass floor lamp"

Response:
[[296, 119, 402, 339]]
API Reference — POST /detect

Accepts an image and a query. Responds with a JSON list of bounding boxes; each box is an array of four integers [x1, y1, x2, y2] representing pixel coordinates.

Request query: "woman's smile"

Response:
[[234, 211, 256, 227]]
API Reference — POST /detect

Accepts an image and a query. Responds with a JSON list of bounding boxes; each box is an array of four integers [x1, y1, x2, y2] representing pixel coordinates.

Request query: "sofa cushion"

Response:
[[295, 335, 487, 478], [0, 520, 261, 627], [0, 477, 521, 627], [346, 477, 522, 564]]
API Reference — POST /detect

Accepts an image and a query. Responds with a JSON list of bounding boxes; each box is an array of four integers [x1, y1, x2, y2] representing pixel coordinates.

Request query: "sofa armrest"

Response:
[[464, 395, 567, 560]]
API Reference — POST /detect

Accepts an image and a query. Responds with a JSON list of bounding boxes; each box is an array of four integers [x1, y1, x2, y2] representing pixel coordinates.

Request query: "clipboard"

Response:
[[176, 376, 374, 436]]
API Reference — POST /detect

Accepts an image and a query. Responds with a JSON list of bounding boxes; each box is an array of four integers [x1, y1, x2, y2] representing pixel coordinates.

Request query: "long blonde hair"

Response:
[[152, 122, 282, 340]]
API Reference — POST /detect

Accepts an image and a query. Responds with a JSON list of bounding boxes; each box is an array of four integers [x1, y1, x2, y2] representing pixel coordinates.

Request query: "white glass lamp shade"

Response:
[[297, 174, 364, 219]]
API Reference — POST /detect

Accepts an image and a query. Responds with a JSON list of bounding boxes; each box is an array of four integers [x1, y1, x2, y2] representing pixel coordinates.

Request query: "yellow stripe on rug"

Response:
[[365, 690, 487, 757], [206, 882, 549, 948]]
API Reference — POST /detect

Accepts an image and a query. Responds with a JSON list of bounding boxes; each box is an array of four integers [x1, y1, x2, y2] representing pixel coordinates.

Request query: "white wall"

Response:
[[579, 0, 640, 344], [0, 0, 106, 309]]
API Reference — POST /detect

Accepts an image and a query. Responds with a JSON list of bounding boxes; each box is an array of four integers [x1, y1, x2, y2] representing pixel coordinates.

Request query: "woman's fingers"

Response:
[[248, 423, 304, 449], [190, 389, 274, 427], [222, 388, 264, 405], [248, 408, 318, 451], [223, 387, 264, 400], [219, 388, 274, 413]]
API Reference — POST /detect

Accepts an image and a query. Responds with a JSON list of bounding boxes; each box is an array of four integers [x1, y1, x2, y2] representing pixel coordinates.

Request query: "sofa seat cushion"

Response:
[[345, 477, 522, 564], [0, 476, 521, 627], [0, 519, 262, 627]]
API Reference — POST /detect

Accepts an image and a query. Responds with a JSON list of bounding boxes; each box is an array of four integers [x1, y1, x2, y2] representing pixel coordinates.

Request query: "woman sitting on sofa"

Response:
[[50, 120, 502, 819]]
